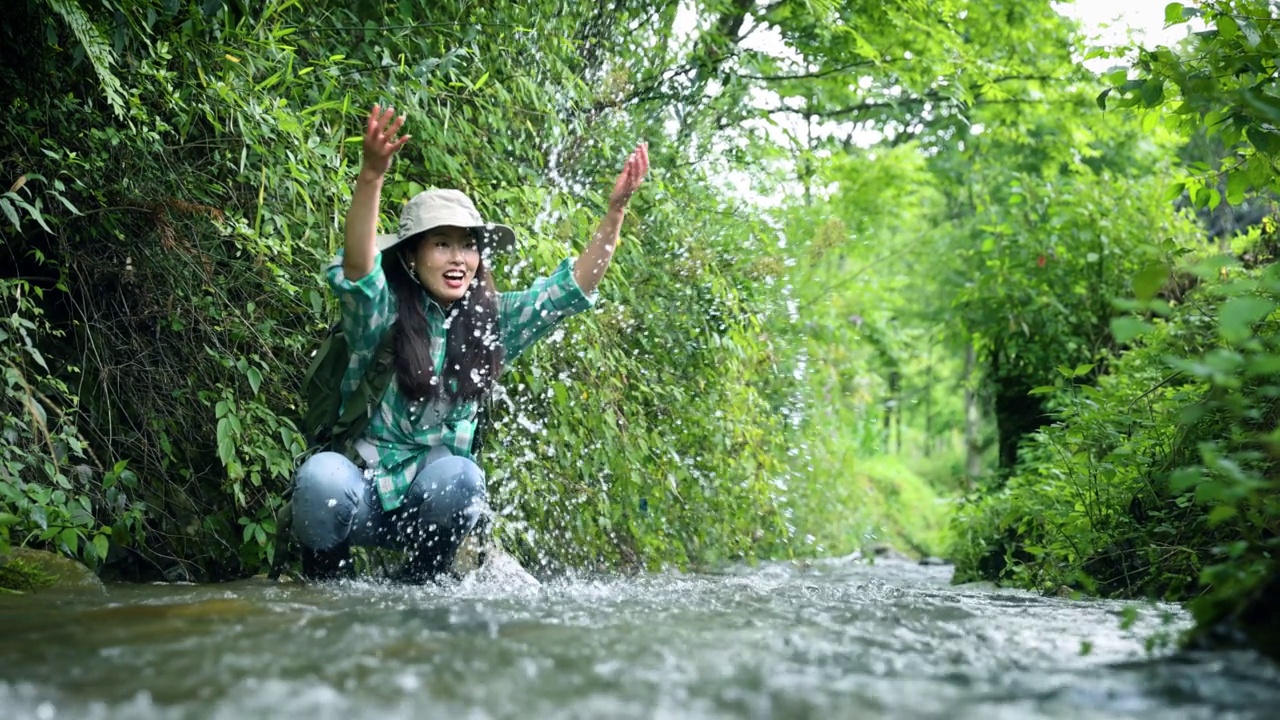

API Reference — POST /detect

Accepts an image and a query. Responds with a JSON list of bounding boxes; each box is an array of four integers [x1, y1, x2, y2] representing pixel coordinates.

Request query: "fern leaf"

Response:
[[44, 0, 127, 119]]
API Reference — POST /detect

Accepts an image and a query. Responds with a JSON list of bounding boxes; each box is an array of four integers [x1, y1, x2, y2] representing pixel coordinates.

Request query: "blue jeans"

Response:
[[290, 445, 486, 575]]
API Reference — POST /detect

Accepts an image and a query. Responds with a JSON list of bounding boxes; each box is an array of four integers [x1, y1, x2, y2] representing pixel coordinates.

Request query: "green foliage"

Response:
[[950, 310, 1211, 595], [0, 277, 142, 571], [1101, 1, 1280, 206], [13, 0, 1274, 641], [787, 444, 954, 560], [951, 220, 1280, 613], [0, 0, 815, 577], [945, 2, 1280, 657]]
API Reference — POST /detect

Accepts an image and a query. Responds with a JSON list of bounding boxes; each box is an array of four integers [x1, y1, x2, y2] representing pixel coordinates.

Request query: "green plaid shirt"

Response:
[[326, 252, 596, 511]]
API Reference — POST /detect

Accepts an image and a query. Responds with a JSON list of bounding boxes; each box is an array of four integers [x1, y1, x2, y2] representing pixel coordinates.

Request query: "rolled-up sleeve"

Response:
[[325, 253, 394, 380], [498, 257, 597, 361]]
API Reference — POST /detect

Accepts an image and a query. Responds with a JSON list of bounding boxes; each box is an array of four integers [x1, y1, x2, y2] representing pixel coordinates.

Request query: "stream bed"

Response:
[[1, 556, 1277, 719]]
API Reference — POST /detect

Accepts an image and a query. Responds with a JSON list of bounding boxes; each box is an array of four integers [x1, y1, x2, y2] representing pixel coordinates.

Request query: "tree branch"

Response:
[[285, 22, 530, 35], [736, 58, 880, 82], [764, 75, 1069, 118]]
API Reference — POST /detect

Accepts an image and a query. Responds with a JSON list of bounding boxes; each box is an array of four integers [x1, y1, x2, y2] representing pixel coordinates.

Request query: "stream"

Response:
[[1, 556, 1277, 719]]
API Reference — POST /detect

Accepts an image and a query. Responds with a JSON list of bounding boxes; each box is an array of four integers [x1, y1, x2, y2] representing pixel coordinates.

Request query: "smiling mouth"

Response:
[[443, 269, 466, 281]]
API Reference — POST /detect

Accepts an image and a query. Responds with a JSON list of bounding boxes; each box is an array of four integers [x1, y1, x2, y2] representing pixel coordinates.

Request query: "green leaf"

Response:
[[1219, 296, 1275, 341], [0, 197, 19, 229], [1225, 169, 1248, 206], [1206, 188, 1221, 211], [92, 533, 110, 561], [1241, 87, 1280, 125], [1140, 78, 1164, 107], [60, 527, 78, 554], [1194, 186, 1212, 208], [1248, 127, 1280, 156], [247, 367, 262, 395], [1111, 317, 1154, 343], [1120, 605, 1139, 630], [1072, 363, 1096, 378], [1238, 18, 1262, 48], [473, 71, 490, 91], [1216, 14, 1239, 40], [1163, 3, 1185, 26], [1133, 262, 1169, 301], [1096, 88, 1111, 110], [50, 191, 81, 216], [217, 417, 234, 463], [45, 0, 127, 118], [1207, 505, 1237, 525], [26, 346, 50, 372]]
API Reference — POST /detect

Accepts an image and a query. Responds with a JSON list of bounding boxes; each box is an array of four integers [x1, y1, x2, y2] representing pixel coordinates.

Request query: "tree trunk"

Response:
[[963, 342, 981, 485], [924, 342, 933, 457]]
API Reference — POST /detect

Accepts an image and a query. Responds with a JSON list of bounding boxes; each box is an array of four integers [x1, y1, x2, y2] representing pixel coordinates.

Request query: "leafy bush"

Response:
[[1, 0, 816, 580], [951, 220, 1280, 625]]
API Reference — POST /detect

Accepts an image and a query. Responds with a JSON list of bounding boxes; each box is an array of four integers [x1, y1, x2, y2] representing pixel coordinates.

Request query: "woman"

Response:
[[290, 104, 649, 582]]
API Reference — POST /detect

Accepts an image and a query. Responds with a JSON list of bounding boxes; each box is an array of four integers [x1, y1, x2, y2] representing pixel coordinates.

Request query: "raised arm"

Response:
[[573, 142, 649, 295], [343, 104, 410, 281]]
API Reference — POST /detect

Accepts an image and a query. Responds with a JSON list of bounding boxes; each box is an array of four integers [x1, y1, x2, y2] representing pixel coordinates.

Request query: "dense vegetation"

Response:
[[1, 0, 1278, 656]]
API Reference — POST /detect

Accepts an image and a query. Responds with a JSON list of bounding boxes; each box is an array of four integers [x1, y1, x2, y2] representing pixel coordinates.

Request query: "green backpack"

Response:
[[270, 322, 497, 579], [299, 320, 398, 461], [299, 320, 498, 460]]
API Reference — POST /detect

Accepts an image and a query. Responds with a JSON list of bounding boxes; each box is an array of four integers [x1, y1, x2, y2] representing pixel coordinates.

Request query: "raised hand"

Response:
[[362, 104, 410, 177], [608, 142, 649, 211]]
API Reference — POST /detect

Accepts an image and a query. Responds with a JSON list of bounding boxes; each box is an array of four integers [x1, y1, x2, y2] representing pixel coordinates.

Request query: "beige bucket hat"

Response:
[[376, 189, 517, 257]]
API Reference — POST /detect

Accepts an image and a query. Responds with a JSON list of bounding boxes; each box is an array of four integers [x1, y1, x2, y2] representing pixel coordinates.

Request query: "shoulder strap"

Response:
[[471, 383, 515, 460], [471, 392, 494, 460], [330, 326, 398, 458]]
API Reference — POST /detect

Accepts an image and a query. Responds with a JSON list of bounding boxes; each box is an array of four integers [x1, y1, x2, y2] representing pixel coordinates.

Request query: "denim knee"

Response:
[[291, 451, 363, 551], [409, 456, 487, 531]]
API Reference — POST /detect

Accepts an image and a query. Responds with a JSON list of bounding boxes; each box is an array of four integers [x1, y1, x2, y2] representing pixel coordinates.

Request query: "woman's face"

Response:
[[411, 226, 480, 304]]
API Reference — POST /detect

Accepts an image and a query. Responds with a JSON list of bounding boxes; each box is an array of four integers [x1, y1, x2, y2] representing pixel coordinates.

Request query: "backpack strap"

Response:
[[471, 392, 494, 460], [329, 326, 399, 464], [471, 383, 515, 461]]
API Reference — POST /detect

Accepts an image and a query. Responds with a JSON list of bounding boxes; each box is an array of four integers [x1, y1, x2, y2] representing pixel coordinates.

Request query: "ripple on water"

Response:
[[1, 558, 1277, 720]]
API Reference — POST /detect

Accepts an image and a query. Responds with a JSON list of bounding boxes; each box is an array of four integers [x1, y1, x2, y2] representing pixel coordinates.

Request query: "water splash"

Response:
[[3, 560, 1276, 719]]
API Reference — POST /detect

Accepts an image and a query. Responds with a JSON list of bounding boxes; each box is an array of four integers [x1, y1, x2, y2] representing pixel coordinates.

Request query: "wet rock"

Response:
[[453, 533, 539, 589], [866, 543, 914, 563], [825, 550, 864, 565], [919, 556, 949, 566], [1055, 585, 1075, 598], [466, 547, 540, 590], [81, 597, 259, 621], [953, 580, 1000, 592], [252, 571, 300, 584], [452, 533, 487, 576], [0, 547, 103, 592]]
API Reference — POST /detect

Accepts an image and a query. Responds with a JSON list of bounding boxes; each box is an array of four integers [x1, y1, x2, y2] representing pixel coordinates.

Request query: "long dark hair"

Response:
[[383, 233, 505, 405]]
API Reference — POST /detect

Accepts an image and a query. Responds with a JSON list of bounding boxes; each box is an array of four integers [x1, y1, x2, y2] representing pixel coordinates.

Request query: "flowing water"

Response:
[[1, 556, 1277, 720]]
